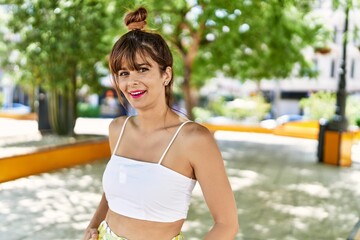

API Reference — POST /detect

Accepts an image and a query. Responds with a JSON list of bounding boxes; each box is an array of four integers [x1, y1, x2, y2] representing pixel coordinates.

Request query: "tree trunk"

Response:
[[174, 17, 204, 120], [182, 60, 194, 120], [48, 87, 70, 135], [255, 80, 262, 94], [180, 33, 202, 120], [28, 85, 36, 112], [68, 65, 77, 136]]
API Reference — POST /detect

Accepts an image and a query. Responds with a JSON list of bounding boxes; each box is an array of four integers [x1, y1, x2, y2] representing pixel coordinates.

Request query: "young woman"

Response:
[[83, 7, 238, 240]]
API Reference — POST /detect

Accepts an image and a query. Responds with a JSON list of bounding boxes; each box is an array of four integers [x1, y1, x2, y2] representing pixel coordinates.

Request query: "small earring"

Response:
[[164, 81, 169, 86]]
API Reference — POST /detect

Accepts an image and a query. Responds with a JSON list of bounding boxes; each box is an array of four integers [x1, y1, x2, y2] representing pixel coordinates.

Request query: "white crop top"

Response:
[[103, 116, 196, 223]]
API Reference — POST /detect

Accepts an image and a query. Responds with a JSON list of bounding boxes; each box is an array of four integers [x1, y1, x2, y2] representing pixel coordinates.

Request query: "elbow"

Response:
[[229, 216, 240, 236], [213, 215, 239, 237], [227, 217, 240, 237], [221, 221, 240, 238], [209, 221, 239, 239], [231, 222, 240, 236]]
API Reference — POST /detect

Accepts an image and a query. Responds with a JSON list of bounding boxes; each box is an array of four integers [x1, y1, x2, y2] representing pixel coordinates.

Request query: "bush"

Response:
[[0, 92, 3, 107], [300, 91, 335, 120], [300, 91, 360, 127], [192, 107, 213, 123], [346, 96, 360, 127], [193, 94, 271, 123], [356, 117, 360, 127], [221, 96, 270, 121], [77, 103, 100, 118]]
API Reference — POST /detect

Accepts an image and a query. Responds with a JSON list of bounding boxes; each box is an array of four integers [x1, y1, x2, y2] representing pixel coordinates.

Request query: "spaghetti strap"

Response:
[[113, 116, 132, 155], [158, 121, 192, 165]]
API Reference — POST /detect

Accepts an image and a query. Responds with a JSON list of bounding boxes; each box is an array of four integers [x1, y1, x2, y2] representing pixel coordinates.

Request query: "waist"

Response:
[[105, 209, 185, 239]]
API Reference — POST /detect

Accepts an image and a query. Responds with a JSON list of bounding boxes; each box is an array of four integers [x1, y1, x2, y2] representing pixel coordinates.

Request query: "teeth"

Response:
[[131, 91, 145, 96]]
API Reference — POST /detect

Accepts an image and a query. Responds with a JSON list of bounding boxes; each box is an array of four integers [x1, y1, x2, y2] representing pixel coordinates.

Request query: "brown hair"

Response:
[[109, 7, 174, 108]]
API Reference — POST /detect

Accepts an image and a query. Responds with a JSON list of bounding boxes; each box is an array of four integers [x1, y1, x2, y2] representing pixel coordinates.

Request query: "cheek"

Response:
[[118, 81, 127, 93]]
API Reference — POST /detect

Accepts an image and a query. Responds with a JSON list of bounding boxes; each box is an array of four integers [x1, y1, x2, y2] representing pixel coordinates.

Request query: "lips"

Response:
[[129, 90, 147, 99]]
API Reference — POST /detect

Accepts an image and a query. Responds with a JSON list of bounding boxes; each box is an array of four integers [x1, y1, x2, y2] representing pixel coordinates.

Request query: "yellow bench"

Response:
[[0, 138, 110, 183]]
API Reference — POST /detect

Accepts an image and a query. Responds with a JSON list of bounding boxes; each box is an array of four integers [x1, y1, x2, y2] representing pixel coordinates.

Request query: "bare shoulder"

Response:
[[179, 122, 223, 176], [181, 122, 213, 142], [108, 116, 130, 152], [180, 122, 219, 156], [108, 116, 129, 134]]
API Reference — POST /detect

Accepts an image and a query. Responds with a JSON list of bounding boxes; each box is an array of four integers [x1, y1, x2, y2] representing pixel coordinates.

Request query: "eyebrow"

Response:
[[136, 63, 151, 67], [119, 63, 150, 70]]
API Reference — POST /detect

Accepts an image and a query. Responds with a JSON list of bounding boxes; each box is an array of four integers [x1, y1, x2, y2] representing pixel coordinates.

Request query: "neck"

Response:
[[134, 105, 174, 133]]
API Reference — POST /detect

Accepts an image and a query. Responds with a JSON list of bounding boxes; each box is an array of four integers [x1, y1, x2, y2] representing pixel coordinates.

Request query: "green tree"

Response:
[[1, 0, 331, 128], [1, 0, 129, 135], [132, 0, 327, 119]]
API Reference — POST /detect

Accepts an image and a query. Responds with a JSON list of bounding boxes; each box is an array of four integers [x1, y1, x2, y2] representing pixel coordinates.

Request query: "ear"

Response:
[[162, 66, 172, 83]]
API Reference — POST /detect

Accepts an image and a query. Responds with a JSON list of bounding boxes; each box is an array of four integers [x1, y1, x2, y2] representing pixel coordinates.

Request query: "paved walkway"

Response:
[[0, 118, 360, 239]]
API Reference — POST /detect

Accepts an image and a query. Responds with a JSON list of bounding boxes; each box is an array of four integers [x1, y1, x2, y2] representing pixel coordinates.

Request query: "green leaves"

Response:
[[142, 0, 326, 85], [1, 0, 335, 123], [108, 0, 331, 118], [2, 0, 132, 90], [1, 0, 133, 134], [212, 0, 324, 81]]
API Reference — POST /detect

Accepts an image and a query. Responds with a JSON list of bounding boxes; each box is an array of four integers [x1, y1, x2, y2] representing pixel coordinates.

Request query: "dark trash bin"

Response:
[[317, 119, 328, 163]]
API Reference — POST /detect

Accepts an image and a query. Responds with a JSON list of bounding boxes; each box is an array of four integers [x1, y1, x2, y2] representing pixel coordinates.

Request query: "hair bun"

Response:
[[125, 7, 147, 31]]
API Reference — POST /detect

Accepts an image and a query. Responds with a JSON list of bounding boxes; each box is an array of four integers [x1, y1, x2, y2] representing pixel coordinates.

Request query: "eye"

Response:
[[139, 67, 149, 73], [118, 71, 129, 77]]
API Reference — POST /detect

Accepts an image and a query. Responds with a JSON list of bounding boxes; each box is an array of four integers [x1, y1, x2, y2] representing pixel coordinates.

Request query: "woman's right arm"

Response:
[[83, 117, 124, 239], [83, 193, 109, 240]]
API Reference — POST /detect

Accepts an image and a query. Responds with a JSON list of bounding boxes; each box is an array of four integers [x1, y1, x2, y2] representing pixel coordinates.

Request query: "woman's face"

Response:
[[116, 54, 172, 111]]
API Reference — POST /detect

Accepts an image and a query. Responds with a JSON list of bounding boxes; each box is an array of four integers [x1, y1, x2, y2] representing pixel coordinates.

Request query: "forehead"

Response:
[[120, 52, 156, 70]]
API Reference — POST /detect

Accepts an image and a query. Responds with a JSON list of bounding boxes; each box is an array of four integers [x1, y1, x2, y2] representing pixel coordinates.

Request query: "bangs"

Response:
[[109, 39, 153, 75]]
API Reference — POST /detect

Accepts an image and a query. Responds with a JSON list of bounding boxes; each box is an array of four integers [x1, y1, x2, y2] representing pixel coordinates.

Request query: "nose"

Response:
[[127, 73, 140, 86]]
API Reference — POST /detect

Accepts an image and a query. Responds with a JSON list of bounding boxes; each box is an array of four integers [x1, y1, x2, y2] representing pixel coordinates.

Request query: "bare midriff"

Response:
[[105, 209, 185, 240]]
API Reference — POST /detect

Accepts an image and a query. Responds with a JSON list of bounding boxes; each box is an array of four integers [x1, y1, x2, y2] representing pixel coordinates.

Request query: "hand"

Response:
[[83, 227, 99, 240]]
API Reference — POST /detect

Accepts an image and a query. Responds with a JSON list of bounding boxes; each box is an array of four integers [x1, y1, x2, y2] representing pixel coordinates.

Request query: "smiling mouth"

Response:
[[129, 90, 146, 98]]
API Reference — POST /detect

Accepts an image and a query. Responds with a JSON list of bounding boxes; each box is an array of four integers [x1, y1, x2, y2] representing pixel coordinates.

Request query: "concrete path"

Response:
[[1, 118, 360, 239]]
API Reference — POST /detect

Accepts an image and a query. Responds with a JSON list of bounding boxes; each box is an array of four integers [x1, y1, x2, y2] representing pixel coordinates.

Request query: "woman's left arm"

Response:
[[188, 125, 239, 239]]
